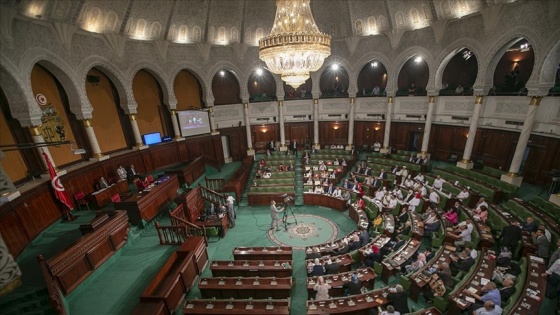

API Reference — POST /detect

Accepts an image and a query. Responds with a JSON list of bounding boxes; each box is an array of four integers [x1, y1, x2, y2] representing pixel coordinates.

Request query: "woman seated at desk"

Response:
[[314, 185, 325, 194]]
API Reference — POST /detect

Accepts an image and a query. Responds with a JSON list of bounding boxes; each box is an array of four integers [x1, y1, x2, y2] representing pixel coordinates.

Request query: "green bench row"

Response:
[[432, 169, 495, 201], [530, 196, 560, 221], [500, 200, 559, 246], [254, 178, 295, 186], [446, 165, 518, 198], [367, 157, 422, 172], [247, 186, 295, 194]]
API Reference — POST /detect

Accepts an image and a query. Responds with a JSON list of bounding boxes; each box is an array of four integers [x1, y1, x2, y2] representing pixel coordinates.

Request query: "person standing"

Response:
[[269, 200, 283, 231], [227, 195, 236, 219], [291, 139, 298, 156], [116, 164, 127, 181], [313, 276, 331, 301]]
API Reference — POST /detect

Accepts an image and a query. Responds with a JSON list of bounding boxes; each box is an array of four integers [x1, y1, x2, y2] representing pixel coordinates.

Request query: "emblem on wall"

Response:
[[36, 94, 67, 142]]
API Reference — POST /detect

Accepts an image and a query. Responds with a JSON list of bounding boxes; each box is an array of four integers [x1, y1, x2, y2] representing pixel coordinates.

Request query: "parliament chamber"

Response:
[[0, 0, 560, 315]]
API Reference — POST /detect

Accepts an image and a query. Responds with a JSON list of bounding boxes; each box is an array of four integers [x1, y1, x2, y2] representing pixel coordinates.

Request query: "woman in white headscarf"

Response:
[[313, 276, 331, 300]]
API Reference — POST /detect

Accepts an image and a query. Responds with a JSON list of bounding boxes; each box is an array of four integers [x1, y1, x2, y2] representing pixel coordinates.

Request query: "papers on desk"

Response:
[[365, 296, 374, 303], [206, 304, 214, 309], [329, 303, 337, 309], [185, 304, 194, 309], [347, 300, 356, 306], [246, 304, 253, 310], [480, 278, 490, 286], [467, 287, 478, 294], [530, 256, 544, 263], [271, 281, 277, 286], [226, 304, 234, 310], [266, 305, 274, 310], [253, 281, 260, 285], [465, 296, 476, 303], [218, 281, 225, 285], [309, 304, 317, 310], [236, 281, 242, 286]]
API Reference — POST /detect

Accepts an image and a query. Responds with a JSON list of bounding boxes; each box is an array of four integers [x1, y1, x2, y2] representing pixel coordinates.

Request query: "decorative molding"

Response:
[[398, 99, 429, 112], [50, 22, 77, 52], [196, 43, 212, 62], [481, 4, 505, 33], [494, 100, 528, 117], [357, 100, 386, 112], [154, 39, 169, 61], [0, 7, 16, 47], [231, 43, 248, 62], [345, 36, 361, 55], [285, 103, 312, 114], [442, 100, 474, 115], [431, 19, 449, 44], [103, 33, 126, 59], [384, 29, 405, 50], [249, 102, 276, 116]]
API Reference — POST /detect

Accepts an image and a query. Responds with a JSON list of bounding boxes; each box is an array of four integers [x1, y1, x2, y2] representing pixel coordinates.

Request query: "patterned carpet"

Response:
[[268, 214, 339, 249]]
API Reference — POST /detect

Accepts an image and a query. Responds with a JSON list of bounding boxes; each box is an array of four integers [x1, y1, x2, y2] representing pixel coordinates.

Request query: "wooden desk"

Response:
[[411, 306, 441, 315], [382, 214, 395, 236], [409, 244, 457, 301], [114, 175, 179, 225], [233, 246, 293, 261], [489, 204, 537, 256], [512, 198, 560, 237], [381, 239, 421, 283], [210, 260, 293, 278], [306, 289, 390, 314], [307, 268, 376, 298], [176, 236, 208, 275], [89, 179, 129, 209], [305, 254, 353, 273], [410, 212, 425, 239], [45, 210, 129, 295], [304, 193, 347, 211], [349, 205, 369, 229], [508, 255, 547, 314], [358, 235, 391, 262], [183, 299, 290, 314], [448, 249, 495, 314], [164, 156, 205, 186], [305, 232, 355, 257], [199, 276, 293, 299], [196, 215, 229, 237]]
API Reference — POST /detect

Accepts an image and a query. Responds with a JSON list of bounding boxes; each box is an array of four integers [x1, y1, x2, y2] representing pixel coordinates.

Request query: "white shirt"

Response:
[[433, 178, 445, 190], [388, 198, 398, 209], [546, 259, 560, 276], [420, 186, 428, 197], [333, 189, 342, 198], [314, 186, 324, 194], [475, 201, 488, 211], [457, 190, 470, 199], [429, 191, 440, 203], [414, 174, 425, 182], [226, 195, 235, 205], [459, 229, 472, 242], [375, 190, 385, 200]]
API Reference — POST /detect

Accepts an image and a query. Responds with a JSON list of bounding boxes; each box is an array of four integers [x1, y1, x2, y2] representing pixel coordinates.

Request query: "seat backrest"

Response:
[[111, 194, 121, 203], [74, 191, 85, 200]]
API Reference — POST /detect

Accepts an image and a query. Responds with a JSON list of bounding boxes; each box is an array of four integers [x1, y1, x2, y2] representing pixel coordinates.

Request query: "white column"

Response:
[[457, 95, 484, 169], [244, 102, 255, 156], [129, 114, 148, 150], [0, 234, 21, 295], [420, 96, 436, 157], [29, 125, 55, 170], [346, 96, 356, 150], [501, 96, 542, 187], [380, 96, 393, 154], [0, 150, 21, 202], [82, 119, 108, 161], [208, 106, 220, 135], [278, 100, 287, 151], [313, 98, 320, 149], [169, 110, 182, 140]]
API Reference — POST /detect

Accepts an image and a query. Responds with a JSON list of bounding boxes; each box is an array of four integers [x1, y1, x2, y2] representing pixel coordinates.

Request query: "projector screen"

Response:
[[177, 110, 211, 137]]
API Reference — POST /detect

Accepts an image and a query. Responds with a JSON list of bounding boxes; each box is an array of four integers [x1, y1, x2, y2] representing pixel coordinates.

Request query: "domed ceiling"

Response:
[[6, 0, 499, 46]]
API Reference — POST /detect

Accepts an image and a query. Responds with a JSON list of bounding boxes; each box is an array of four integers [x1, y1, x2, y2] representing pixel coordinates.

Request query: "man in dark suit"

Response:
[[450, 250, 475, 276], [365, 167, 372, 176], [326, 183, 335, 195], [267, 140, 275, 151], [521, 217, 538, 233], [372, 177, 382, 189], [291, 139, 297, 156], [499, 221, 522, 253], [378, 169, 387, 179], [499, 278, 516, 303], [532, 229, 550, 258], [324, 258, 340, 275]]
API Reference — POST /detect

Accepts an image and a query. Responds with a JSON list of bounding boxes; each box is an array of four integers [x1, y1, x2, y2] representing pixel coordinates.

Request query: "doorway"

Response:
[[408, 131, 422, 152]]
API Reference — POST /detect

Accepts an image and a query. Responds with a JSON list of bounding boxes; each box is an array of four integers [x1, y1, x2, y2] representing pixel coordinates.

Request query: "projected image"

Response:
[[177, 110, 211, 137]]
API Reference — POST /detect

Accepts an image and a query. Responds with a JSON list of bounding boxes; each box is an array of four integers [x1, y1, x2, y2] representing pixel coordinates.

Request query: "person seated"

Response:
[[325, 183, 335, 195], [397, 208, 409, 226], [319, 162, 327, 171], [335, 239, 350, 255], [308, 258, 325, 276], [206, 203, 216, 216], [266, 149, 271, 156], [450, 250, 475, 276], [127, 164, 139, 180], [343, 274, 362, 296], [342, 191, 351, 207], [373, 142, 381, 152], [386, 194, 398, 210], [287, 163, 294, 171], [495, 277, 516, 303], [405, 253, 426, 274], [324, 258, 341, 275], [474, 301, 502, 315], [464, 282, 502, 312], [473, 205, 488, 223], [116, 164, 127, 181], [277, 164, 284, 171], [314, 185, 325, 194], [406, 193, 422, 212], [218, 203, 227, 214], [522, 216, 538, 233], [474, 197, 489, 212], [539, 224, 552, 243], [349, 233, 361, 250], [333, 187, 342, 198], [387, 284, 409, 314], [259, 158, 266, 167], [398, 221, 412, 238], [306, 247, 322, 259], [392, 165, 400, 175], [359, 226, 370, 247], [341, 158, 348, 166], [423, 273, 446, 303], [364, 245, 383, 267], [408, 83, 416, 96], [457, 187, 469, 201], [455, 84, 464, 95], [98, 176, 110, 190], [432, 175, 445, 190], [451, 200, 463, 217], [496, 246, 513, 267], [453, 224, 472, 247], [286, 149, 292, 156], [444, 208, 458, 227]]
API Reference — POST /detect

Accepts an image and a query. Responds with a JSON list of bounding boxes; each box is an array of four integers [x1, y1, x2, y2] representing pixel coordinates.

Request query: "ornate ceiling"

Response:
[[4, 0, 512, 46]]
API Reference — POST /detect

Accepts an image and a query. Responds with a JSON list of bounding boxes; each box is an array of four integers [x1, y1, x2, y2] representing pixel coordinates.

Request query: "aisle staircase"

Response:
[[294, 155, 304, 205], [0, 287, 58, 315]]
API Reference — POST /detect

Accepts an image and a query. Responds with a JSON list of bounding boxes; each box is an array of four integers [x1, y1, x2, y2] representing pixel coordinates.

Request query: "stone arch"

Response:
[[480, 26, 544, 91], [353, 51, 394, 93], [20, 47, 89, 119], [238, 59, 276, 99], [537, 32, 560, 89], [390, 46, 435, 92], [127, 61, 173, 110], [434, 38, 483, 90], [168, 63, 209, 104], [314, 55, 356, 95], [206, 61, 246, 101], [0, 58, 41, 126], [77, 56, 130, 114]]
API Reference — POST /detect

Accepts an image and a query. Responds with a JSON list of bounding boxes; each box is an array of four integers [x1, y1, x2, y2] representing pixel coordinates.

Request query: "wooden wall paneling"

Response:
[[472, 129, 516, 170], [12, 185, 61, 240], [354, 121, 384, 147], [104, 151, 145, 175], [429, 124, 468, 160], [0, 206, 30, 257], [62, 163, 105, 197], [251, 124, 280, 151], [319, 121, 349, 145], [389, 122, 424, 151], [148, 142, 181, 170], [178, 141, 189, 162], [522, 135, 560, 184], [212, 136, 225, 164], [140, 149, 155, 173], [219, 126, 248, 161], [285, 122, 313, 146]]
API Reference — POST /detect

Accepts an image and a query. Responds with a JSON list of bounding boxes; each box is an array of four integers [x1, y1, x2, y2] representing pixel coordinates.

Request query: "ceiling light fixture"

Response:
[[259, 0, 331, 88]]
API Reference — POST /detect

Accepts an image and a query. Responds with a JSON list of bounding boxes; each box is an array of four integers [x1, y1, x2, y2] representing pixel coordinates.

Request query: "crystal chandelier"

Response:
[[259, 0, 331, 88]]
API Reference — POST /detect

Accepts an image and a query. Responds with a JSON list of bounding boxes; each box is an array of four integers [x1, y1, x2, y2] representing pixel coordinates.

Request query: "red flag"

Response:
[[42, 150, 74, 220]]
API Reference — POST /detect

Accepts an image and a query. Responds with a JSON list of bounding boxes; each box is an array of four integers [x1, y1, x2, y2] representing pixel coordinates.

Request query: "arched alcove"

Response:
[[0, 88, 29, 182], [132, 69, 168, 137], [212, 70, 241, 105], [440, 48, 478, 96], [319, 64, 349, 98], [397, 56, 429, 96], [549, 63, 560, 96], [357, 60, 388, 97], [248, 68, 276, 102], [492, 38, 534, 96], [85, 67, 127, 152], [284, 78, 312, 100], [173, 69, 204, 109]]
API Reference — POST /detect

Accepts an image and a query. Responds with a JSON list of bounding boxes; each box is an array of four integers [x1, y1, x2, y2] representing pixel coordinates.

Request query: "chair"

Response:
[[111, 194, 121, 203], [205, 227, 220, 243], [146, 175, 154, 184], [474, 159, 484, 169], [74, 191, 90, 211], [448, 154, 458, 163]]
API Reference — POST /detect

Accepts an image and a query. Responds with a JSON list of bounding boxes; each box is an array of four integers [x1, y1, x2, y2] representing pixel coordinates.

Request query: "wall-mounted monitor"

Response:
[[142, 132, 162, 146], [177, 110, 211, 137]]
